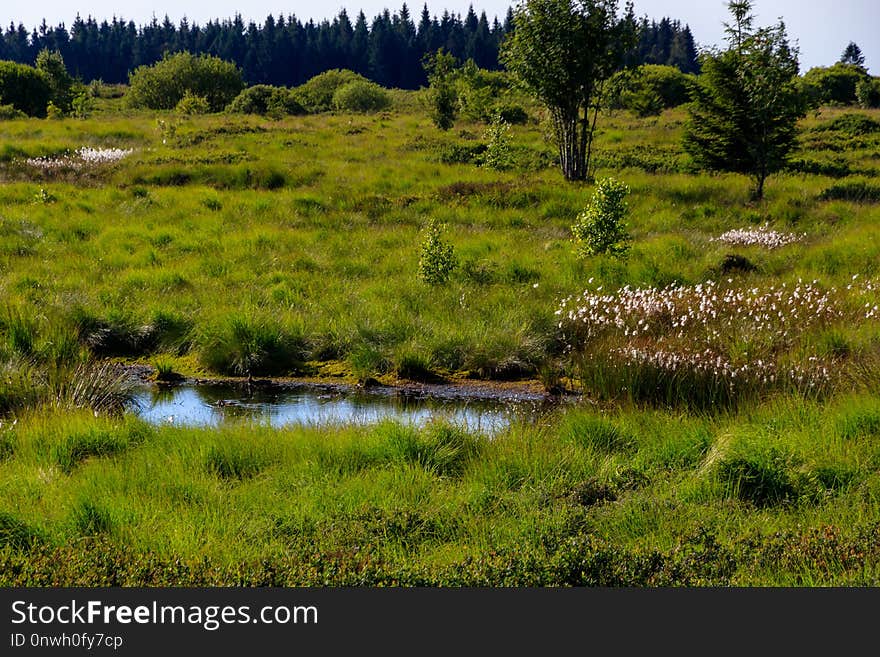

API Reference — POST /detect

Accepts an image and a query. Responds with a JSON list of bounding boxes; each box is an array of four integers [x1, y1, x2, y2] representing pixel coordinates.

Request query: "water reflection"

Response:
[[134, 384, 541, 435]]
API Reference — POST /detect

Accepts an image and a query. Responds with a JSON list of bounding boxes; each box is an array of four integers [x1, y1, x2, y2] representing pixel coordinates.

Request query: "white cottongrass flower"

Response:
[[710, 224, 805, 249], [23, 146, 134, 170]]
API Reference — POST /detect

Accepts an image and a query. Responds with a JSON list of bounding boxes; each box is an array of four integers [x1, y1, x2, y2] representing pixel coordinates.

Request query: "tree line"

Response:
[[0, 4, 699, 89]]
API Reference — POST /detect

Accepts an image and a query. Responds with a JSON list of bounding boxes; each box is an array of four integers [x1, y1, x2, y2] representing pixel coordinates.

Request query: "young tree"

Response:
[[500, 0, 637, 181], [423, 48, 459, 130], [36, 48, 74, 113], [683, 0, 805, 200], [840, 42, 865, 68]]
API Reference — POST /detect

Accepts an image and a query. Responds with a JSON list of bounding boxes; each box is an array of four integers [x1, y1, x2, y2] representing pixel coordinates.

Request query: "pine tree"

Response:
[[683, 0, 805, 200], [840, 42, 865, 68]]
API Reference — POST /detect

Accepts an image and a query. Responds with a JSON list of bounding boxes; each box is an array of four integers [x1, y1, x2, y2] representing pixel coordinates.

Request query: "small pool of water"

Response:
[[134, 384, 544, 435]]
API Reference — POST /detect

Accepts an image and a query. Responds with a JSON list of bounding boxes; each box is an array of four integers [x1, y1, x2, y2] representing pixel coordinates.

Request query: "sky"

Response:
[[2, 1, 878, 74]]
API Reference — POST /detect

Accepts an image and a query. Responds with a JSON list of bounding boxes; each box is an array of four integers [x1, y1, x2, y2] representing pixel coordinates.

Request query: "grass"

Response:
[[1, 395, 880, 585], [1, 95, 880, 584]]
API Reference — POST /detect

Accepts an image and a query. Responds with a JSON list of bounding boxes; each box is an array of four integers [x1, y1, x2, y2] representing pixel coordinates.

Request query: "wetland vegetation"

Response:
[[2, 1, 880, 586]]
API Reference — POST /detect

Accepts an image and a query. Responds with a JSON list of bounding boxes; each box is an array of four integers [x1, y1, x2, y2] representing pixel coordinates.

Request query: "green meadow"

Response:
[[2, 92, 880, 585]]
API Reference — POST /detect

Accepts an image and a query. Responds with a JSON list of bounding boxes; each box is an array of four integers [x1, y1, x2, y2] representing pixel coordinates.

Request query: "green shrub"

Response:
[[438, 142, 487, 164], [611, 65, 692, 114], [296, 69, 369, 113], [571, 177, 632, 258], [0, 103, 25, 120], [423, 49, 459, 130], [494, 103, 528, 124], [332, 80, 391, 113], [802, 63, 868, 105], [71, 91, 94, 118], [856, 77, 880, 109], [480, 115, 514, 170], [175, 91, 210, 115], [127, 52, 244, 111], [418, 218, 457, 285], [815, 112, 880, 136], [0, 61, 51, 117], [819, 180, 880, 203], [226, 85, 305, 116], [36, 49, 74, 113]]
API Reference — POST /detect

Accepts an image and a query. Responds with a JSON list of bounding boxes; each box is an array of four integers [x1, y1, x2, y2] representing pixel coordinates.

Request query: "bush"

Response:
[[36, 49, 74, 113], [571, 177, 632, 258], [494, 103, 529, 124], [226, 85, 305, 116], [332, 80, 390, 113], [418, 218, 457, 285], [610, 65, 692, 115], [296, 69, 369, 113], [856, 77, 880, 109], [0, 103, 25, 120], [71, 91, 94, 118], [0, 61, 51, 117], [816, 112, 880, 136], [175, 92, 210, 115], [480, 115, 514, 170], [127, 52, 244, 111], [423, 50, 459, 130], [802, 63, 868, 105], [819, 180, 880, 203]]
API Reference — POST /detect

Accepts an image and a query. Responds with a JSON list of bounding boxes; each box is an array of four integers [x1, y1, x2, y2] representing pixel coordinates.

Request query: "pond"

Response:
[[133, 383, 550, 435]]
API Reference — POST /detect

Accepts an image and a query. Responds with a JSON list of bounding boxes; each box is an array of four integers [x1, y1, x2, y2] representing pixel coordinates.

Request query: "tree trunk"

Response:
[[556, 112, 587, 182]]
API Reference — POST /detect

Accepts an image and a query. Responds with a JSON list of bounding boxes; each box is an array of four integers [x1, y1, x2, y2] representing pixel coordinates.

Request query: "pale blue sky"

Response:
[[3, 1, 878, 73]]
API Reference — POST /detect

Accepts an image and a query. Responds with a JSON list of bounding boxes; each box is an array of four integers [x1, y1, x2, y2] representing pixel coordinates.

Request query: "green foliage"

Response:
[[71, 91, 95, 119], [802, 63, 869, 105], [840, 42, 866, 68], [610, 64, 693, 115], [127, 52, 244, 111], [455, 60, 513, 122], [36, 49, 74, 113], [817, 112, 880, 136], [480, 114, 514, 170], [45, 102, 63, 119], [423, 49, 460, 130], [226, 85, 305, 116], [0, 60, 51, 117], [501, 0, 638, 181], [0, 103, 25, 120], [332, 80, 391, 113], [418, 218, 457, 285], [296, 69, 369, 113], [856, 78, 880, 109], [571, 177, 631, 257], [683, 1, 806, 199], [175, 92, 211, 115], [819, 180, 880, 203]]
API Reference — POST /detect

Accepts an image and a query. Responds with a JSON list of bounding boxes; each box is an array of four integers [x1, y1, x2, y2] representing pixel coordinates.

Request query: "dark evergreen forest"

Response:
[[0, 4, 699, 88]]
